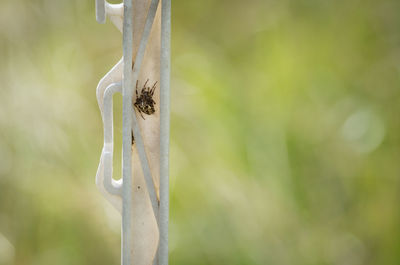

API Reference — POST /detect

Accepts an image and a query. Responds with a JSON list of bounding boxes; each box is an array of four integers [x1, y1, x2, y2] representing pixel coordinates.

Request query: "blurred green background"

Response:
[[1, 0, 400, 264]]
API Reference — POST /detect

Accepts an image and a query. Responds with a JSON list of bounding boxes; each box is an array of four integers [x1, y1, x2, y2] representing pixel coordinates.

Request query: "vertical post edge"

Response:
[[159, 0, 171, 264]]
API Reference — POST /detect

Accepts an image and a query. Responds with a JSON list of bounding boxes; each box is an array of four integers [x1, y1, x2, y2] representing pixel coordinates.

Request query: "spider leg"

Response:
[[139, 110, 145, 120], [143, 79, 149, 91], [151, 81, 157, 95]]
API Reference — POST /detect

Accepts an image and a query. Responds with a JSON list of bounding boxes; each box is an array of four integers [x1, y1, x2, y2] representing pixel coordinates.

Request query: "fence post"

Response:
[[95, 1, 170, 264]]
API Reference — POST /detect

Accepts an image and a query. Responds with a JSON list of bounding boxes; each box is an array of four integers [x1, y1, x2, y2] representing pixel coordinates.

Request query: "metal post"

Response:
[[94, 0, 170, 264]]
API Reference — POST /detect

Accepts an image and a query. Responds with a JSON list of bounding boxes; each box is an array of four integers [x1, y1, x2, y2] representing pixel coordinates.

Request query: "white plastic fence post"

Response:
[[94, 1, 170, 264]]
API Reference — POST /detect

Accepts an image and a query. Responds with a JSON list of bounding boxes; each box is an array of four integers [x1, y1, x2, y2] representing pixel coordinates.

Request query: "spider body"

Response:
[[134, 79, 157, 119]]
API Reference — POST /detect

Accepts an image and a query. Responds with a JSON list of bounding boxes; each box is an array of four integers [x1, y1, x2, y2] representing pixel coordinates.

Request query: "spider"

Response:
[[134, 79, 157, 120]]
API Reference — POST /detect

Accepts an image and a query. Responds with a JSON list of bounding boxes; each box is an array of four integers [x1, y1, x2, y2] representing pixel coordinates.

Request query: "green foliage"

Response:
[[0, 0, 399, 264]]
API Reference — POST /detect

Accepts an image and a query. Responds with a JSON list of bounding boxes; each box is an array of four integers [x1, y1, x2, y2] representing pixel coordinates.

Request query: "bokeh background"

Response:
[[1, 0, 400, 264]]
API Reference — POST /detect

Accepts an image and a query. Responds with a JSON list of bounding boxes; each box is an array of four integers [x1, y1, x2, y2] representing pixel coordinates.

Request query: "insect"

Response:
[[134, 79, 157, 120]]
